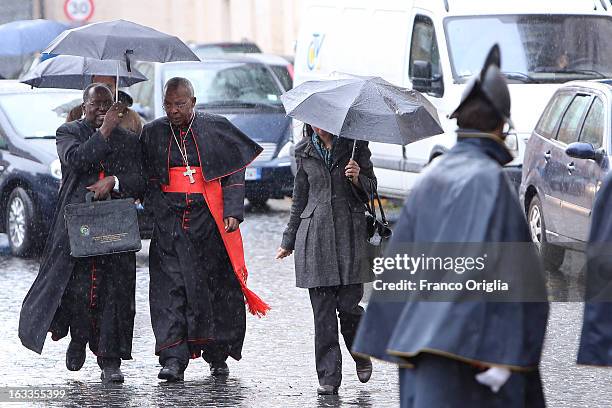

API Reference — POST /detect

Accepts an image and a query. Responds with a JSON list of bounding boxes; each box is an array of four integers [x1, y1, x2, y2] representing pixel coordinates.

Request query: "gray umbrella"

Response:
[[43, 19, 199, 99], [20, 55, 147, 89], [281, 75, 443, 147], [43, 19, 199, 63]]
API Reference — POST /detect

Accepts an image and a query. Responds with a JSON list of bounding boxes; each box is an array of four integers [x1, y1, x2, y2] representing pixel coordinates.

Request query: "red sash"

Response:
[[162, 166, 270, 317]]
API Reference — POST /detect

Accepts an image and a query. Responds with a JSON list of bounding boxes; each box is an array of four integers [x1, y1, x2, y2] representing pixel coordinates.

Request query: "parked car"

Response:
[[191, 42, 262, 58], [129, 57, 294, 206], [0, 81, 79, 256], [294, 0, 612, 198], [234, 53, 294, 91], [520, 80, 611, 270]]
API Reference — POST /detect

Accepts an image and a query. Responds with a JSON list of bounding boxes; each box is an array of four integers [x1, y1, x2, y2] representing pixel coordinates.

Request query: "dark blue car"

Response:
[[520, 80, 611, 270], [0, 82, 82, 256], [130, 57, 294, 207]]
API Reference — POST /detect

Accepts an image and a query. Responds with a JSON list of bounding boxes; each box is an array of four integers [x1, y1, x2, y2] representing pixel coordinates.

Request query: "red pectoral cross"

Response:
[[183, 165, 196, 184]]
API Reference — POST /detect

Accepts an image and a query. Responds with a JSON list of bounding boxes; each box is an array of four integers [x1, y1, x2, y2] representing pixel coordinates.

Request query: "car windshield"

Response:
[[270, 65, 293, 91], [445, 15, 612, 83], [163, 62, 283, 107], [0, 92, 81, 139]]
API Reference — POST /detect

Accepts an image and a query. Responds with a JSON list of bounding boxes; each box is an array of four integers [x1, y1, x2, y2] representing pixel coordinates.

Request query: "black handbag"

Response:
[[64, 192, 142, 257], [364, 178, 393, 246]]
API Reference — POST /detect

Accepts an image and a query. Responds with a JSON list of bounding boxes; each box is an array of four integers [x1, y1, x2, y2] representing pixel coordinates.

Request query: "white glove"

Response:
[[475, 367, 512, 393]]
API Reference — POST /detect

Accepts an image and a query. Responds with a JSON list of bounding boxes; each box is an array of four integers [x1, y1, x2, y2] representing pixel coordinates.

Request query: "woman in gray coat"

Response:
[[276, 124, 376, 395]]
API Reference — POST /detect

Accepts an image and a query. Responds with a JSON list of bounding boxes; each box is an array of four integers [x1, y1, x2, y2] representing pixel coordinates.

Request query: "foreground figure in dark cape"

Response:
[[18, 83, 144, 383], [577, 172, 612, 366], [352, 45, 549, 407], [140, 77, 268, 381]]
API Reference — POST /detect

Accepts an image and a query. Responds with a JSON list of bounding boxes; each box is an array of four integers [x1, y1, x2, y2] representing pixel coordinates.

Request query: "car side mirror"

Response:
[[411, 60, 443, 97], [565, 142, 605, 162]]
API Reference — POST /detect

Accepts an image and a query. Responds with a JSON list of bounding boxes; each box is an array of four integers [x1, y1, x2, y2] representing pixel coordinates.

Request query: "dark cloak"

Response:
[[140, 112, 262, 359], [353, 134, 549, 370], [578, 171, 612, 365], [19, 120, 144, 356]]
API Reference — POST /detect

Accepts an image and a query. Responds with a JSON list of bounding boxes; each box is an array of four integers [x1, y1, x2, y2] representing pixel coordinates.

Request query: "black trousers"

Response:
[[308, 283, 365, 387], [60, 260, 121, 369], [400, 354, 545, 408]]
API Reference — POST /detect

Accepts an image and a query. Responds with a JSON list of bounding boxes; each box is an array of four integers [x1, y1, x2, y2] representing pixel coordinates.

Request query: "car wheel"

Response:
[[6, 187, 39, 257], [247, 194, 269, 208], [528, 195, 564, 271]]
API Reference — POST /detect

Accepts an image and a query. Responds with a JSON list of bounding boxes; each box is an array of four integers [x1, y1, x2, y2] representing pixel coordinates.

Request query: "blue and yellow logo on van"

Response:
[[307, 33, 325, 71]]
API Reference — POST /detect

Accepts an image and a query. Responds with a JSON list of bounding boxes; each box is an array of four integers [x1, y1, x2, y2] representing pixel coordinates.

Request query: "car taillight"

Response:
[[287, 63, 294, 79]]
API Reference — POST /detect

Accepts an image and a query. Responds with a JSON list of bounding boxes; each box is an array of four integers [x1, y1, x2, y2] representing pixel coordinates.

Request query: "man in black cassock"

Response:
[[140, 77, 267, 381], [18, 83, 144, 383], [352, 45, 549, 407]]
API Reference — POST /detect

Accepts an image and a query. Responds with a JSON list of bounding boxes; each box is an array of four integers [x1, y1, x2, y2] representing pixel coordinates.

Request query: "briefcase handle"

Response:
[[85, 191, 112, 203]]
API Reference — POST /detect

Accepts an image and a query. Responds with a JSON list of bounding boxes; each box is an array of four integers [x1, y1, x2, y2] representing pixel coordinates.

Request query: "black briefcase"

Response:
[[64, 192, 142, 257]]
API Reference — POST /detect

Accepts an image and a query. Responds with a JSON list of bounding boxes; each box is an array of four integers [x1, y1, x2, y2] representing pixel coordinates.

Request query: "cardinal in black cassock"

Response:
[[140, 77, 268, 381], [352, 46, 549, 407], [18, 83, 144, 383]]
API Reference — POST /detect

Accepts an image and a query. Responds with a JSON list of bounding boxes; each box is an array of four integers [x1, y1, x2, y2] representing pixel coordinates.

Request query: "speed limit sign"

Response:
[[64, 0, 95, 23]]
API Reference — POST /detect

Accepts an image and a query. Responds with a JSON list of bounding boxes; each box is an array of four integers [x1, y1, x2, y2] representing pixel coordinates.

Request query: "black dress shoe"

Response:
[[158, 360, 184, 382], [356, 357, 373, 383], [66, 340, 86, 371], [209, 361, 229, 376], [101, 366, 124, 383], [317, 385, 339, 395]]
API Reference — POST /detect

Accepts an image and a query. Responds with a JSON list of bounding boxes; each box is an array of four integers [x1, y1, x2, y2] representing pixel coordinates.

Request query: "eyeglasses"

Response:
[[163, 101, 190, 111], [86, 101, 113, 110]]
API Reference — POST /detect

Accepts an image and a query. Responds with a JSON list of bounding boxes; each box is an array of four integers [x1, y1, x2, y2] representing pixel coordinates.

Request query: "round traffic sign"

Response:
[[64, 0, 95, 23]]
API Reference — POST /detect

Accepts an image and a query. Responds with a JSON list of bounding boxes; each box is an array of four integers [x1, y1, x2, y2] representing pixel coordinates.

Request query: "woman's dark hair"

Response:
[[303, 123, 314, 138], [455, 97, 503, 132]]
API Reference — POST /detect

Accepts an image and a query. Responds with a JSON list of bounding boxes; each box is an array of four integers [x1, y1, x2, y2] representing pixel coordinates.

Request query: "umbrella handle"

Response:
[[346, 139, 357, 183]]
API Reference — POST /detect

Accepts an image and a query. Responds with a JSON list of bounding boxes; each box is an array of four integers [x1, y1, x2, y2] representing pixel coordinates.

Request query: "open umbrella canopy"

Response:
[[0, 19, 69, 56], [281, 75, 443, 145], [43, 19, 200, 64], [21, 55, 147, 89]]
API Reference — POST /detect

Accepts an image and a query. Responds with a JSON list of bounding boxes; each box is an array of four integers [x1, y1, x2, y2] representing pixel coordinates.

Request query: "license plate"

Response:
[[245, 167, 260, 180]]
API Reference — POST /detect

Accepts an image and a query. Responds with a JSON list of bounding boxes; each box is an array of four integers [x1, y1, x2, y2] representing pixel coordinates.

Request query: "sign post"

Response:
[[63, 0, 95, 23]]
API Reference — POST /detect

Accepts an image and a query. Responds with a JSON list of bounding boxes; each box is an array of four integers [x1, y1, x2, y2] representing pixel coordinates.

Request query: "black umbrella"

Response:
[[21, 55, 147, 89], [281, 75, 443, 157], [43, 19, 199, 100]]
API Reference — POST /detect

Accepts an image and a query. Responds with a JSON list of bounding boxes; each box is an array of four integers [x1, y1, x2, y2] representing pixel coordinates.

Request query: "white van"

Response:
[[293, 0, 612, 198]]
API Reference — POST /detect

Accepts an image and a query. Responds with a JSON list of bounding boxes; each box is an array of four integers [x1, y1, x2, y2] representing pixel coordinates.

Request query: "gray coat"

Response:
[[281, 136, 377, 288]]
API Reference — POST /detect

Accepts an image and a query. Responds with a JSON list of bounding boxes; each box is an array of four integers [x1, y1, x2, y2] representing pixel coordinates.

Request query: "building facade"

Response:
[[36, 0, 306, 55]]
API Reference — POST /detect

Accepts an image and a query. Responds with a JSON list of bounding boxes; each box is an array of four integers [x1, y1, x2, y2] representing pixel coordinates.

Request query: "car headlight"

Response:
[[50, 159, 62, 180], [277, 141, 292, 158]]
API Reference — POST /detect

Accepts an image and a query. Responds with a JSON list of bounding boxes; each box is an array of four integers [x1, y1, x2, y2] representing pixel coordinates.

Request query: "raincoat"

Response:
[[353, 133, 549, 407]]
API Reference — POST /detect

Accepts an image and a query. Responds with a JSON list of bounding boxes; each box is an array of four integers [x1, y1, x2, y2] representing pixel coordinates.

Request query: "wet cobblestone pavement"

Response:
[[1, 199, 612, 407]]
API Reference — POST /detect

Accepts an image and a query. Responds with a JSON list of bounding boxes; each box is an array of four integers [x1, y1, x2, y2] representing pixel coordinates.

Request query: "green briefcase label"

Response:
[[80, 225, 90, 236]]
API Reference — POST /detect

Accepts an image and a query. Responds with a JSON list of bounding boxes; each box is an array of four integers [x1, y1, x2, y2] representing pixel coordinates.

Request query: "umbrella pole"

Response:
[[351, 139, 356, 160], [116, 62, 119, 102]]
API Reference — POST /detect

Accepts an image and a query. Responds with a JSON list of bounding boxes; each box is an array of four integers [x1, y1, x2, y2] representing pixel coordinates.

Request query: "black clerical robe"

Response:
[[140, 112, 264, 363], [19, 120, 144, 359]]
